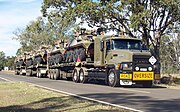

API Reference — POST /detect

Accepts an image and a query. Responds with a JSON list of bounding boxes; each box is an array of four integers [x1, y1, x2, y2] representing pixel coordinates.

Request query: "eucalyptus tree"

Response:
[[14, 17, 55, 52], [42, 0, 180, 61]]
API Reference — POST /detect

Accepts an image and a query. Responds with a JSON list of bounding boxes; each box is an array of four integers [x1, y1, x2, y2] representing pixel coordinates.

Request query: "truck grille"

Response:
[[133, 55, 151, 67]]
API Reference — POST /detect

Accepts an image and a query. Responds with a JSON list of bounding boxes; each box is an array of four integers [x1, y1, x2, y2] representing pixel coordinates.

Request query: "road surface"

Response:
[[0, 71, 180, 112]]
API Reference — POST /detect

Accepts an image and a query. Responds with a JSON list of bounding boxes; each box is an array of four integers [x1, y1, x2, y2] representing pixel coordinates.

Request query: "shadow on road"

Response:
[[84, 79, 167, 89], [78, 92, 180, 112]]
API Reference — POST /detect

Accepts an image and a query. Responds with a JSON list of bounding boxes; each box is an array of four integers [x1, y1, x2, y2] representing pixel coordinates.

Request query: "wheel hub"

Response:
[[80, 72, 83, 81], [109, 72, 115, 84]]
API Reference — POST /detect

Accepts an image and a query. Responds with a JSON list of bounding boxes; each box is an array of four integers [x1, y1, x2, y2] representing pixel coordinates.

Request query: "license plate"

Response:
[[133, 72, 154, 80], [120, 74, 132, 79]]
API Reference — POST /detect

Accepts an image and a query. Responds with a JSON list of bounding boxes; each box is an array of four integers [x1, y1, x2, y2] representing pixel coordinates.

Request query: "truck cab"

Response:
[[94, 36, 160, 87]]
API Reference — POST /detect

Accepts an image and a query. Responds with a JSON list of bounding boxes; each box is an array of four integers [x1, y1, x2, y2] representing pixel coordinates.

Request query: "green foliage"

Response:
[[14, 14, 78, 53], [41, 0, 180, 61], [0, 51, 6, 70], [160, 34, 180, 73], [5, 56, 16, 70], [14, 17, 55, 52]]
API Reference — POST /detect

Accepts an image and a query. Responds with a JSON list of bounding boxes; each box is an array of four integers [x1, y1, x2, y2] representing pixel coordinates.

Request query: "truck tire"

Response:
[[26, 69, 30, 76], [73, 68, 79, 83], [108, 69, 119, 87], [79, 68, 87, 83], [36, 69, 39, 78], [58, 69, 62, 80], [51, 69, 55, 80], [37, 69, 42, 78], [54, 69, 60, 80], [48, 69, 52, 79], [29, 69, 32, 76]]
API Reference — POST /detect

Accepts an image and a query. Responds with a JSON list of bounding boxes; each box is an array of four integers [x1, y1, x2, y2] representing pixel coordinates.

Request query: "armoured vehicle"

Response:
[[47, 29, 95, 80], [25, 51, 34, 76], [15, 53, 27, 75], [33, 45, 49, 78]]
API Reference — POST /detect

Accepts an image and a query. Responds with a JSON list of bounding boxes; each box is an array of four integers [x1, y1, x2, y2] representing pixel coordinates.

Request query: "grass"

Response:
[[0, 82, 129, 112]]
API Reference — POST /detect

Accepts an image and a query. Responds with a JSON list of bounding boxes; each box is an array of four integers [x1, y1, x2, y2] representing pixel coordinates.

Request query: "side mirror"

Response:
[[100, 41, 104, 51]]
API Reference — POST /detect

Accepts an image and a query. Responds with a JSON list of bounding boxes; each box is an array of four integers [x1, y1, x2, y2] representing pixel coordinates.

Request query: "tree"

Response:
[[0, 51, 6, 70], [160, 34, 180, 73], [42, 0, 180, 62], [14, 17, 55, 52], [5, 56, 16, 70], [14, 15, 78, 53]]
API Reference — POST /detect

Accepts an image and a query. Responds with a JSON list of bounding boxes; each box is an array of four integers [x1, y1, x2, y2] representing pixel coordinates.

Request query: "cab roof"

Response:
[[101, 35, 141, 41]]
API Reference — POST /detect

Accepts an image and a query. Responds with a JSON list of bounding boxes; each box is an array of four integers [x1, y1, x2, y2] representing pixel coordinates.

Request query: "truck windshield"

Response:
[[112, 39, 141, 50]]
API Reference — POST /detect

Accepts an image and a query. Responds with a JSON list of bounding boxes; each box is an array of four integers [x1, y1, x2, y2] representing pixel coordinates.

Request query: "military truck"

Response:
[[47, 28, 160, 87], [14, 53, 27, 75]]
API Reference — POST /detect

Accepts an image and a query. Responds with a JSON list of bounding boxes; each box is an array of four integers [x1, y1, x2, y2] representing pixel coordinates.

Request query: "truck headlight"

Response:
[[120, 63, 132, 70], [135, 66, 139, 71], [148, 67, 153, 71]]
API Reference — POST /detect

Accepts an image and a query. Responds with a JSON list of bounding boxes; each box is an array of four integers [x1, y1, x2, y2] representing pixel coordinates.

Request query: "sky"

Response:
[[0, 0, 43, 56]]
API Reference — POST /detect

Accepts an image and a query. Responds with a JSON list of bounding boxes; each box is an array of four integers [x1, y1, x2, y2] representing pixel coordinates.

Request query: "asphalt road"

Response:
[[0, 71, 180, 112]]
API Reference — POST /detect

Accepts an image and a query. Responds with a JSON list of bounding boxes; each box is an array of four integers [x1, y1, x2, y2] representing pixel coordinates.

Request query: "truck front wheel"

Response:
[[54, 69, 60, 80], [108, 69, 119, 87]]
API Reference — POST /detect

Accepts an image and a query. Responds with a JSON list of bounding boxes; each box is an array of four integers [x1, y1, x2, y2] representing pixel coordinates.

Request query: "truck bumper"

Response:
[[117, 70, 156, 86]]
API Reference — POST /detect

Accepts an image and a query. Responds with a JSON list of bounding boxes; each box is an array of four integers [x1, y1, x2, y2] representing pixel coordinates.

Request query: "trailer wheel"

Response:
[[36, 69, 39, 78], [58, 69, 62, 80], [79, 68, 86, 83], [29, 69, 32, 76], [39, 70, 42, 78], [51, 69, 55, 80], [73, 68, 79, 83], [108, 69, 119, 87], [26, 69, 29, 76], [54, 69, 59, 80], [48, 69, 52, 79], [26, 69, 30, 76], [37, 69, 42, 78]]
